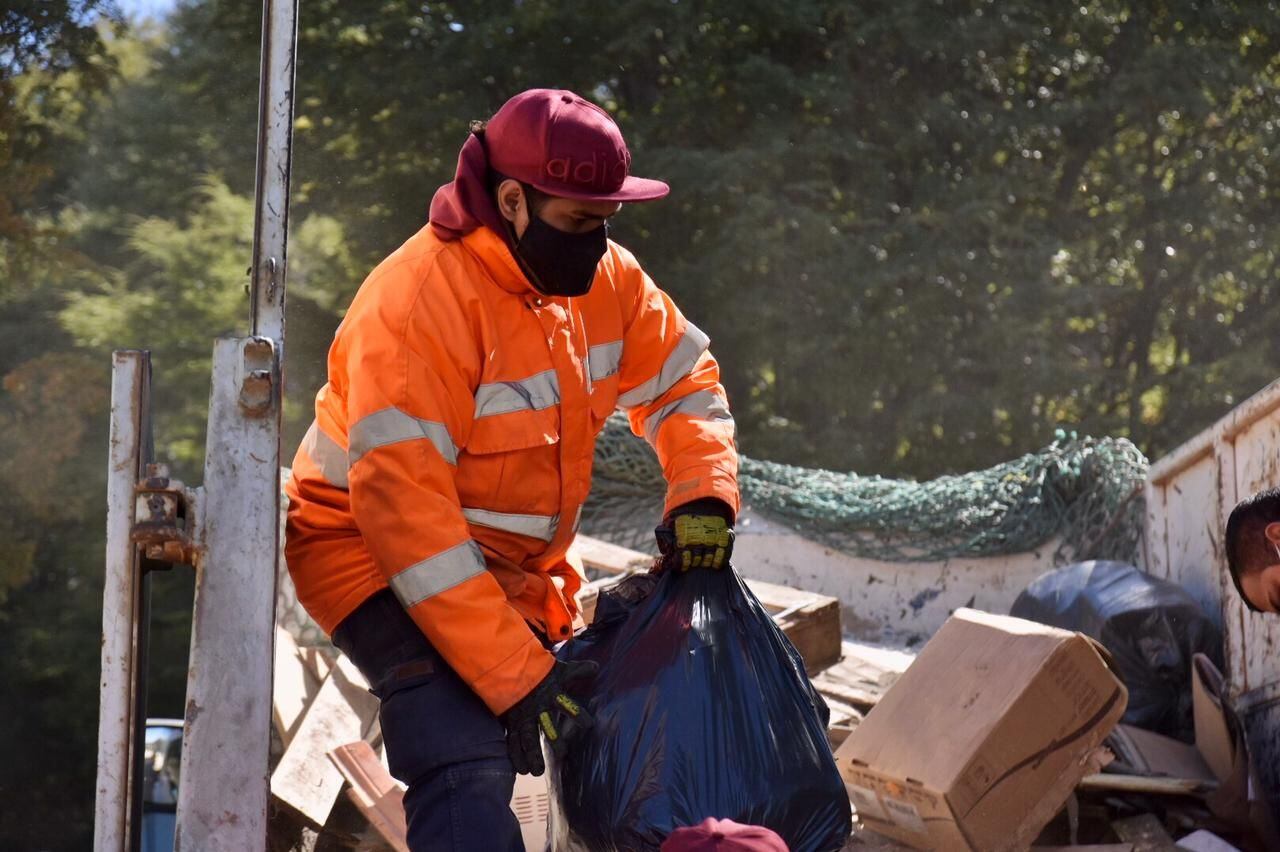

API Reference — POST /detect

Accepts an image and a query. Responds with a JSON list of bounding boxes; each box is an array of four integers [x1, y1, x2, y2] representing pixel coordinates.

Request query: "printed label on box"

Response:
[[883, 796, 927, 835], [848, 784, 888, 822]]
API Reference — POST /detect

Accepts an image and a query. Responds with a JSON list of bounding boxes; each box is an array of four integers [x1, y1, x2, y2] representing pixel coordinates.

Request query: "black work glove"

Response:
[[502, 658, 598, 776], [656, 498, 735, 571]]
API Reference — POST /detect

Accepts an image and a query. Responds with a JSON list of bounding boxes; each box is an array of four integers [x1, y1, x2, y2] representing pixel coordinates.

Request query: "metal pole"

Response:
[[173, 0, 296, 844], [249, 0, 299, 348], [93, 351, 152, 852], [174, 337, 280, 851]]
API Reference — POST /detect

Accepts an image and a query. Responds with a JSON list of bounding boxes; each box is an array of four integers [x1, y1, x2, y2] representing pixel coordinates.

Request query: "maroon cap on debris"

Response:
[[660, 819, 790, 852], [484, 88, 670, 203]]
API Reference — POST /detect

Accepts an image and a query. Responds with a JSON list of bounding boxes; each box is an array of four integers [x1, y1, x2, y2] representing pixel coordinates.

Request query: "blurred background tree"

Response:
[[3, 0, 1280, 846]]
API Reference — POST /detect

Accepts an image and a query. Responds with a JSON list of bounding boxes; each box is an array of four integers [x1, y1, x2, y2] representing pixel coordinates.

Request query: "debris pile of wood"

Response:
[[268, 535, 1272, 851]]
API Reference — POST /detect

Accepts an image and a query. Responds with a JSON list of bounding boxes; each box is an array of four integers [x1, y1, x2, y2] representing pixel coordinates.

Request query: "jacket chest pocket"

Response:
[[457, 369, 563, 513]]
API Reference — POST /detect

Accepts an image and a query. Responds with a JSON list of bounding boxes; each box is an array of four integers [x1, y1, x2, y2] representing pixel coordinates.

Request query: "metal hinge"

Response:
[[131, 463, 202, 569]]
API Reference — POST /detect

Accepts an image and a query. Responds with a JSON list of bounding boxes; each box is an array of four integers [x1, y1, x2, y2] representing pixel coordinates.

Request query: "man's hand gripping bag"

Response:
[[546, 567, 852, 851]]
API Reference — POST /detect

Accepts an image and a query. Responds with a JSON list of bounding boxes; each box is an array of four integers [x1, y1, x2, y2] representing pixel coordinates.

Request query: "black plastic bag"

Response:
[[547, 567, 852, 852], [1010, 560, 1223, 742]]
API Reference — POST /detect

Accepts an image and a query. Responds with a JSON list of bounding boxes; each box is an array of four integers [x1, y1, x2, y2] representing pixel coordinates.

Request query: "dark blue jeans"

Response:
[[331, 590, 524, 852]]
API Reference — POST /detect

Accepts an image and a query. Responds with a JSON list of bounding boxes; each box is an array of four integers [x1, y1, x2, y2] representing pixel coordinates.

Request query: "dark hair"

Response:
[[1225, 486, 1280, 609]]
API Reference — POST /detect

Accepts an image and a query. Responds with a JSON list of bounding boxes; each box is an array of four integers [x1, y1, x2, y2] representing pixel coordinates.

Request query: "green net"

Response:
[[582, 414, 1149, 565]]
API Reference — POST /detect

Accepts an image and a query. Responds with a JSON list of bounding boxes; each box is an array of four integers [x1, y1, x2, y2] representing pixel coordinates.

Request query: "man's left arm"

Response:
[[609, 245, 739, 564]]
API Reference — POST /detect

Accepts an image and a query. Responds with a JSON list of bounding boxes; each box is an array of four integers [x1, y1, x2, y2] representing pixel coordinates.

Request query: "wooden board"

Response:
[[270, 653, 380, 828], [823, 696, 862, 749], [1078, 773, 1218, 797], [753, 577, 842, 673], [574, 535, 654, 577], [574, 572, 633, 625], [328, 741, 409, 852], [811, 640, 914, 712], [272, 625, 324, 749], [572, 535, 843, 672]]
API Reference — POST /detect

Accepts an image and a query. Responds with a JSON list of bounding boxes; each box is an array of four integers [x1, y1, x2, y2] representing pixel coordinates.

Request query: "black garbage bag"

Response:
[[1010, 560, 1223, 742], [547, 566, 852, 852]]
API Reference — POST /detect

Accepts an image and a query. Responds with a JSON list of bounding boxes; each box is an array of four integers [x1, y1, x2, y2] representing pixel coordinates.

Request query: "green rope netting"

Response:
[[581, 414, 1149, 565]]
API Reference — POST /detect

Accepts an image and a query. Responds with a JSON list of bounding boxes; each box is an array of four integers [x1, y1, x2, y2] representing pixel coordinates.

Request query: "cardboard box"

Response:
[[834, 608, 1128, 851]]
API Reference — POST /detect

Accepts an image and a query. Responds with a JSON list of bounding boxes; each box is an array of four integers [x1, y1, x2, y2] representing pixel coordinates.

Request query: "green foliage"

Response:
[[58, 176, 360, 468], [1, 2, 121, 295]]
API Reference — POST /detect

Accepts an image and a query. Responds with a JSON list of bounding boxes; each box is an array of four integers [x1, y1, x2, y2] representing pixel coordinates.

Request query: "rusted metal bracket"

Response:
[[131, 463, 202, 569]]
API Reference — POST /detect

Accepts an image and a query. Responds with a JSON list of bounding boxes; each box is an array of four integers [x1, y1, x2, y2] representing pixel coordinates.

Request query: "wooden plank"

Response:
[[574, 572, 636, 625], [575, 535, 654, 576], [300, 644, 334, 684], [1078, 773, 1218, 797], [273, 626, 322, 749], [823, 696, 861, 750], [812, 641, 914, 711], [328, 742, 409, 852], [814, 678, 886, 711], [270, 653, 380, 828], [572, 535, 843, 672], [760, 579, 842, 673]]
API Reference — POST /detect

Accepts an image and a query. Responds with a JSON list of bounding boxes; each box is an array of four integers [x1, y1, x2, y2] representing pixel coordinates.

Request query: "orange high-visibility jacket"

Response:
[[284, 224, 739, 713]]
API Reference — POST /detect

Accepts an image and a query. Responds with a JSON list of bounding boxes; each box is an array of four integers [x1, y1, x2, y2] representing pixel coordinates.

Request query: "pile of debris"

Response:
[[265, 539, 1275, 851], [837, 608, 1275, 852], [265, 534, 856, 850]]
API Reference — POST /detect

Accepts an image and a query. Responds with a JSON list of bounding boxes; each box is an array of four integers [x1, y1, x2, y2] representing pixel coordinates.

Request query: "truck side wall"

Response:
[[1145, 378, 1280, 810], [734, 510, 1057, 646]]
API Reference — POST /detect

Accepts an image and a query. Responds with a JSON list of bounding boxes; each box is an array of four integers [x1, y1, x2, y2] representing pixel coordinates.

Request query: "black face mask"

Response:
[[514, 214, 609, 297]]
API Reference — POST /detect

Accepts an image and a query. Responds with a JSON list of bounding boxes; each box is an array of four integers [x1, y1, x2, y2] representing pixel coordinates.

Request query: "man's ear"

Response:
[[1265, 522, 1280, 548], [496, 178, 523, 223]]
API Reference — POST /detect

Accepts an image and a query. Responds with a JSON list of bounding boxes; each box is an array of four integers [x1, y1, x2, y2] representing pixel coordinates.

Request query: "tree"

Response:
[[1, 1, 121, 295]]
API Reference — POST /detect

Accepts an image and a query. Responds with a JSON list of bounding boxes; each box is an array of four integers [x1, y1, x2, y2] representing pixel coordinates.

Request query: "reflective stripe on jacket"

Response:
[[284, 224, 739, 713]]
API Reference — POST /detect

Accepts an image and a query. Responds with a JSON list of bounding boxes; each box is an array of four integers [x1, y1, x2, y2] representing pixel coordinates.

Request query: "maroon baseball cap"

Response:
[[484, 88, 670, 203], [660, 819, 790, 852]]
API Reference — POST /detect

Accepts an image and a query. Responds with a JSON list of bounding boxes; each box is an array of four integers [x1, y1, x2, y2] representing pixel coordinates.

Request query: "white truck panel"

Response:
[[734, 510, 1055, 644], [1144, 377, 1280, 812], [1150, 453, 1222, 625]]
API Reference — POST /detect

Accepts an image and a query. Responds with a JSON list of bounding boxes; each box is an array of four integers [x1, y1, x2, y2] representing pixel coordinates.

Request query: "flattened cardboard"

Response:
[[1191, 654, 1280, 849], [1191, 654, 1236, 785], [1106, 724, 1215, 783], [835, 608, 1128, 851]]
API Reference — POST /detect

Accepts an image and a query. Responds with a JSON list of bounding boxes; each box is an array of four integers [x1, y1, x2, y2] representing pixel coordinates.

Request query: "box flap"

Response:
[[1191, 653, 1236, 784]]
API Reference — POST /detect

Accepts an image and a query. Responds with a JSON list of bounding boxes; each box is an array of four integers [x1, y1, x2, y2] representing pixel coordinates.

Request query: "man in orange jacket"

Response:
[[285, 88, 739, 850]]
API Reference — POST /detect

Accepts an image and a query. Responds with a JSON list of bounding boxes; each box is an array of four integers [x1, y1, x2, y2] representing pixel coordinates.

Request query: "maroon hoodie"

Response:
[[427, 131, 511, 244]]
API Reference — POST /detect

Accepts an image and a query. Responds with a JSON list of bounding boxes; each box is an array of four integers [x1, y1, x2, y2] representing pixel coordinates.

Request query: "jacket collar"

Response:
[[461, 225, 537, 296]]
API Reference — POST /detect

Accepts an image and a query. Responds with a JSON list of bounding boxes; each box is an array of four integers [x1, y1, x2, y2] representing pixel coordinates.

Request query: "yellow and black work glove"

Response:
[[502, 658, 598, 776], [657, 499, 735, 571]]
